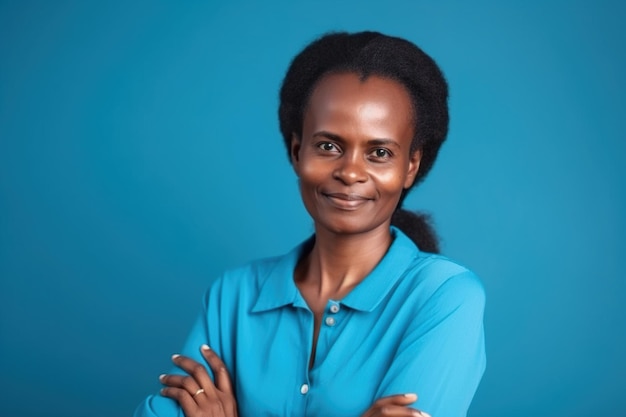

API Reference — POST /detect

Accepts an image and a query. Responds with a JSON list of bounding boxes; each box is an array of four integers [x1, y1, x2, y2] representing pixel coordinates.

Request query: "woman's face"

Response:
[[291, 72, 421, 236]]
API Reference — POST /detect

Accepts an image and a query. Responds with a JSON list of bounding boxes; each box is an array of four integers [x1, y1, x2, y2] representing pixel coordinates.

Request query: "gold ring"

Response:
[[193, 388, 205, 398]]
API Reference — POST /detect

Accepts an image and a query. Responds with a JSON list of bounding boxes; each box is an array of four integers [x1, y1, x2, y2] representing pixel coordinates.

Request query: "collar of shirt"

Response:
[[251, 227, 420, 313]]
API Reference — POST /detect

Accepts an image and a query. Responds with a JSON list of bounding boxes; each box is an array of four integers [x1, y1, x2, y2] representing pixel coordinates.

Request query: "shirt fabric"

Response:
[[134, 227, 486, 417]]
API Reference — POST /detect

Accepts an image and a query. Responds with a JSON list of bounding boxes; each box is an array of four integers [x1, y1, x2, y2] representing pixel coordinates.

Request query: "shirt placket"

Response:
[[302, 300, 342, 415]]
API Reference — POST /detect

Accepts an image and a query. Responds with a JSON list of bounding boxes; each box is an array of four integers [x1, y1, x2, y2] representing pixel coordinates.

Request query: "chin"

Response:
[[313, 215, 390, 237]]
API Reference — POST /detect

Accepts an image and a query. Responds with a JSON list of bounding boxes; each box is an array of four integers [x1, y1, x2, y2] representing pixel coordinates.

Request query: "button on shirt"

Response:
[[134, 227, 486, 417]]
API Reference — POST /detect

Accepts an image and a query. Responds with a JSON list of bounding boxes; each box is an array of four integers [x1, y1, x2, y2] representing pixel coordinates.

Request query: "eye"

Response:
[[370, 148, 392, 160], [317, 142, 339, 153]]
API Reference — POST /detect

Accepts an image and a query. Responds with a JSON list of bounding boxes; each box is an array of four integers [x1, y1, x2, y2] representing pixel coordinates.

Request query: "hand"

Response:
[[160, 345, 238, 417], [361, 394, 431, 417]]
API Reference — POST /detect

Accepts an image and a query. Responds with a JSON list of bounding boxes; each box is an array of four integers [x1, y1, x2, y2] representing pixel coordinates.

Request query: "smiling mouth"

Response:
[[322, 192, 372, 210]]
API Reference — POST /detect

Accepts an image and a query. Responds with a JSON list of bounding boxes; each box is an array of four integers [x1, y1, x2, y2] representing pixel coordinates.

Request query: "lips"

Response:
[[322, 192, 373, 210]]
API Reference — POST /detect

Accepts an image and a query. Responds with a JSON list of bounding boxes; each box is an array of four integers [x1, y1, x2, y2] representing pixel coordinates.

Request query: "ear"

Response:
[[403, 149, 422, 189], [290, 133, 302, 175]]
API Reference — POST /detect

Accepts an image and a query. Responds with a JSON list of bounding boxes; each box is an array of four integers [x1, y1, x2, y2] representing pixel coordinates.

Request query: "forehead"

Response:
[[309, 72, 412, 107], [304, 72, 415, 142]]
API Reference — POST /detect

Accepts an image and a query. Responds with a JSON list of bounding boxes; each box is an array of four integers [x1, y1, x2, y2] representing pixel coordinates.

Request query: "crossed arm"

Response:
[[144, 266, 485, 417], [160, 344, 431, 417]]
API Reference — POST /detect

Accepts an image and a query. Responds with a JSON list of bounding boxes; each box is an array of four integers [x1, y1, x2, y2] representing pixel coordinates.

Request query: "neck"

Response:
[[296, 223, 393, 300]]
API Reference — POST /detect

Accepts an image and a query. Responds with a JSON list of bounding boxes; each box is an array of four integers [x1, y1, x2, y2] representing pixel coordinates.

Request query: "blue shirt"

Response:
[[134, 228, 486, 417]]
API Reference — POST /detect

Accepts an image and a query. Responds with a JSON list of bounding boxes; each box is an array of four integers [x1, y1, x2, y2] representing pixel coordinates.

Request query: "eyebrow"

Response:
[[312, 131, 402, 148]]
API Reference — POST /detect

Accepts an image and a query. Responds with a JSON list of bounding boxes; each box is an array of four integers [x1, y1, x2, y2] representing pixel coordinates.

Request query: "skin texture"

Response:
[[291, 72, 420, 238], [160, 345, 238, 417], [160, 73, 428, 416]]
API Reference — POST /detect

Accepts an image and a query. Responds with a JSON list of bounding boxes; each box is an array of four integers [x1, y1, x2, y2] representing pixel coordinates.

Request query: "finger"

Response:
[[159, 373, 211, 406], [364, 405, 422, 417], [381, 406, 422, 417], [372, 393, 418, 407], [373, 394, 431, 417], [171, 354, 218, 397], [160, 386, 199, 414], [201, 344, 234, 395], [362, 394, 420, 417], [159, 374, 200, 391]]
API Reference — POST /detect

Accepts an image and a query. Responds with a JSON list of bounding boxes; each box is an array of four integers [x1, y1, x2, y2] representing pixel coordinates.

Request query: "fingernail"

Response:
[[201, 344, 211, 351], [403, 393, 418, 399], [171, 354, 180, 360], [159, 374, 166, 381]]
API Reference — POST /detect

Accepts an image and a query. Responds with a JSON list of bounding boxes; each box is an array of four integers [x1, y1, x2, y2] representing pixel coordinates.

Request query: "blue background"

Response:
[[1, 1, 625, 416]]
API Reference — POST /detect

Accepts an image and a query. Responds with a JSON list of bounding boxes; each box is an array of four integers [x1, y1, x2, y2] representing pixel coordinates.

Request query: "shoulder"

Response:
[[402, 253, 485, 310], [389, 227, 484, 301], [202, 238, 306, 308]]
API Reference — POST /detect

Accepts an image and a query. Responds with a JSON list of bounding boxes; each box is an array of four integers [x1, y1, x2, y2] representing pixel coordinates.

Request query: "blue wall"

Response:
[[1, 1, 624, 416]]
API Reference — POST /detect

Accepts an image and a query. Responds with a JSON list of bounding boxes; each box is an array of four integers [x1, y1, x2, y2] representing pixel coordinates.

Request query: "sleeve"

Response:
[[376, 270, 487, 417], [133, 279, 224, 417]]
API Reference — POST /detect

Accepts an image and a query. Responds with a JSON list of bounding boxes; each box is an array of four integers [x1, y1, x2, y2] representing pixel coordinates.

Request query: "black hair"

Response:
[[278, 31, 449, 253]]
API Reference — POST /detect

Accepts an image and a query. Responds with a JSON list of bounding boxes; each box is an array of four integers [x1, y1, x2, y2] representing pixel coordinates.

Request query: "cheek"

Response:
[[296, 161, 326, 217], [297, 156, 327, 185], [371, 169, 406, 194]]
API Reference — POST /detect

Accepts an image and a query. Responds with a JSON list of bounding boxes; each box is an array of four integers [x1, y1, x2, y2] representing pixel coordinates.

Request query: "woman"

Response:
[[134, 31, 486, 417]]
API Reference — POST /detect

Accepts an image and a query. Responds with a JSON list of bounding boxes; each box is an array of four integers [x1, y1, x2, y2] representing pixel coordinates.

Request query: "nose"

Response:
[[333, 153, 368, 185]]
